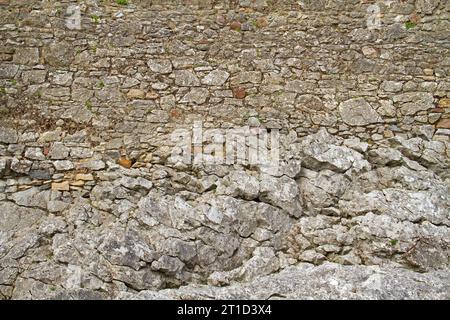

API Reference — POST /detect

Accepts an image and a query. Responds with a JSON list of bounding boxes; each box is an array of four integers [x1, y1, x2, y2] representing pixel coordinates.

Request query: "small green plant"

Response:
[[250, 20, 258, 28], [97, 80, 105, 89], [389, 239, 398, 246], [85, 100, 92, 111], [405, 21, 416, 30], [49, 287, 56, 292], [90, 45, 97, 54], [0, 87, 5, 95], [91, 14, 100, 24], [11, 79, 17, 85], [116, 0, 128, 5], [255, 115, 263, 122], [0, 106, 10, 115]]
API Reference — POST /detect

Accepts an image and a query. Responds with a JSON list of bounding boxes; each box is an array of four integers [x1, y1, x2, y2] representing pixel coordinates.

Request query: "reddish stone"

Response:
[[233, 87, 246, 99], [256, 17, 268, 28], [438, 98, 450, 108], [118, 157, 132, 168], [170, 108, 181, 119], [409, 14, 421, 24], [436, 118, 450, 129], [229, 21, 241, 31], [43, 146, 50, 156]]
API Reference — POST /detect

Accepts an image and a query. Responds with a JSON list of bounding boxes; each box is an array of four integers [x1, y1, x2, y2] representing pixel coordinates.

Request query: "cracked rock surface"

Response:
[[0, 0, 449, 299]]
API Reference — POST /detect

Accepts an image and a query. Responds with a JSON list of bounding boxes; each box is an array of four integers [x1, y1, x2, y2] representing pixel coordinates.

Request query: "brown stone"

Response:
[[233, 87, 246, 99], [146, 91, 159, 99], [75, 173, 94, 181], [170, 108, 182, 119], [127, 89, 145, 100], [256, 17, 268, 28], [438, 98, 450, 108], [70, 180, 85, 187], [118, 157, 132, 168], [436, 118, 450, 129], [423, 68, 433, 76], [409, 14, 421, 25], [52, 181, 70, 191], [430, 108, 444, 113], [230, 21, 241, 31]]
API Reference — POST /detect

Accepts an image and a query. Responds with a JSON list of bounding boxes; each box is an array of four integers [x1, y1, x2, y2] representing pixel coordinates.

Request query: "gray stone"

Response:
[[70, 147, 93, 159], [10, 158, 32, 174], [0, 64, 19, 78], [24, 148, 45, 161], [338, 98, 382, 126], [296, 94, 324, 111], [231, 71, 262, 84], [393, 92, 434, 115], [42, 42, 74, 67], [151, 256, 185, 274], [381, 81, 403, 92], [119, 176, 153, 190], [202, 70, 230, 86], [21, 70, 47, 84], [10, 187, 50, 209], [53, 160, 74, 171], [147, 59, 172, 74], [48, 143, 69, 160], [0, 157, 7, 177], [180, 88, 209, 104], [0, 128, 18, 144], [13, 47, 39, 65], [51, 71, 73, 86], [216, 170, 260, 200], [174, 70, 200, 86], [122, 263, 450, 300], [415, 0, 440, 14], [259, 174, 302, 217]]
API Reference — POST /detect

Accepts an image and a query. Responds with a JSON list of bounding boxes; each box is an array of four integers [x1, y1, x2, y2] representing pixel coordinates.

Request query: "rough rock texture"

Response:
[[0, 0, 449, 300], [119, 263, 450, 300]]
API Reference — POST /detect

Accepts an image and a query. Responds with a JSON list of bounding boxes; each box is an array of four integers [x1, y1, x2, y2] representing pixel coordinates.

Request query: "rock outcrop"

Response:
[[0, 0, 449, 300]]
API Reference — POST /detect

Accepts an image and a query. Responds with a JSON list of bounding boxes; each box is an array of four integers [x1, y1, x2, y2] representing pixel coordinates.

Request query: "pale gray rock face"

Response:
[[147, 59, 173, 74], [394, 92, 434, 115], [202, 70, 230, 86], [174, 70, 200, 86], [180, 88, 209, 104], [0, 128, 18, 144], [13, 47, 39, 65], [120, 263, 450, 300], [338, 98, 382, 126], [1, 0, 449, 301]]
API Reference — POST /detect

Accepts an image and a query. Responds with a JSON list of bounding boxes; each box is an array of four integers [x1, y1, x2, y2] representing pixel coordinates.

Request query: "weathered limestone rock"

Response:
[[121, 263, 450, 300], [174, 70, 200, 86], [0, 127, 18, 144], [202, 70, 230, 86], [180, 88, 209, 104], [1, 0, 449, 301], [394, 92, 434, 115], [13, 47, 39, 65], [42, 42, 74, 67], [147, 59, 172, 74], [338, 98, 382, 126]]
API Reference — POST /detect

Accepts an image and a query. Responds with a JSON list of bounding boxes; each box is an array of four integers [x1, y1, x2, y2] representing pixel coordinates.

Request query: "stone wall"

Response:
[[0, 0, 449, 299]]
